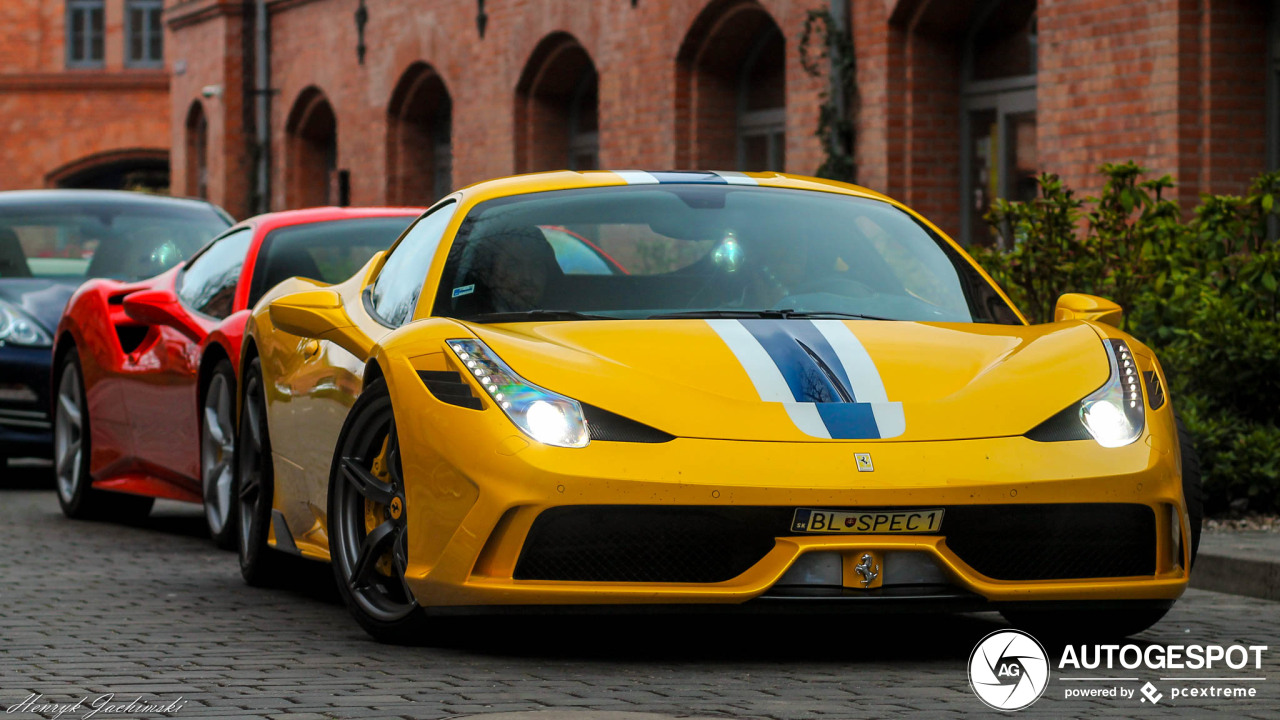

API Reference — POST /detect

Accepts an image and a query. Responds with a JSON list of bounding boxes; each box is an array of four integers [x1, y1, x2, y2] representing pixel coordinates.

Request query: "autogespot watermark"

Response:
[[5, 693, 186, 718], [968, 632, 1270, 710]]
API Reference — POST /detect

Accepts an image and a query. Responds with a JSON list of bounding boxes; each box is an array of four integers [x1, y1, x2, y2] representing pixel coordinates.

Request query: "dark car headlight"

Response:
[[0, 300, 52, 348], [447, 339, 590, 448]]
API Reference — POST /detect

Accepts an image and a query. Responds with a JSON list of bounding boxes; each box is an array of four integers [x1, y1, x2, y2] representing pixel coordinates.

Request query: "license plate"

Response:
[[791, 508, 944, 534]]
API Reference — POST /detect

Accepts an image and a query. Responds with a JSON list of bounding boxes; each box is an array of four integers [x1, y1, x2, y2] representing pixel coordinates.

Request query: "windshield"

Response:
[[0, 198, 229, 281], [433, 185, 1019, 324]]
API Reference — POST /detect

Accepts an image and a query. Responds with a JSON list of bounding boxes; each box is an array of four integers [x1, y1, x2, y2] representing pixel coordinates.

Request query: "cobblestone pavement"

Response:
[[1, 468, 1277, 720]]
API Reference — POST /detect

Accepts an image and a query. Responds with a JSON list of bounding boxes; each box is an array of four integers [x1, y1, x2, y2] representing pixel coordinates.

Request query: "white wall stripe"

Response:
[[712, 171, 758, 185], [811, 320, 890, 403], [613, 170, 660, 185]]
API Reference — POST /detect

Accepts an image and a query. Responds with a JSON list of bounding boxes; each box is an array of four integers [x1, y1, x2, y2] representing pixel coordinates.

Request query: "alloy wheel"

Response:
[[201, 371, 236, 539], [54, 360, 83, 505]]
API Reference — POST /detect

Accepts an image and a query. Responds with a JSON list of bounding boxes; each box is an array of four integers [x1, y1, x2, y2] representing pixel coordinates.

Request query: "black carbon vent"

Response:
[[418, 370, 482, 410], [1144, 371, 1165, 410], [1026, 404, 1091, 442], [514, 504, 1157, 584], [583, 404, 674, 443], [114, 325, 149, 354]]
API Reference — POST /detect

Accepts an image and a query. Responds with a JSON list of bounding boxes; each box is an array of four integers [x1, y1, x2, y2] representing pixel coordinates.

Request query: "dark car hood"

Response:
[[0, 278, 78, 333]]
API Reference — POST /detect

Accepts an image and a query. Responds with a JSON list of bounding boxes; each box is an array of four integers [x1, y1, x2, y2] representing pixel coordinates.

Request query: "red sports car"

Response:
[[52, 207, 423, 547]]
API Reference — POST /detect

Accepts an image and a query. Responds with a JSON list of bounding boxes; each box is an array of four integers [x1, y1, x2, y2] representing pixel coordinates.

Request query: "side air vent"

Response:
[[1026, 404, 1091, 442], [418, 370, 482, 410], [582, 404, 674, 443], [107, 293, 128, 305], [1144, 371, 1165, 410], [114, 325, 150, 354]]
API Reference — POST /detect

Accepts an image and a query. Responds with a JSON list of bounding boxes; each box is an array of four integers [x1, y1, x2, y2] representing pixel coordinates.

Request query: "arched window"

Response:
[[677, 0, 786, 171], [285, 87, 338, 208], [515, 33, 599, 173], [185, 101, 208, 199], [960, 0, 1038, 246], [387, 63, 453, 205]]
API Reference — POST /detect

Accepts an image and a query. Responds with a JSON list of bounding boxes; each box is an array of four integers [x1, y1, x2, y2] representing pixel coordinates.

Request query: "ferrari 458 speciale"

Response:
[[236, 171, 1200, 641]]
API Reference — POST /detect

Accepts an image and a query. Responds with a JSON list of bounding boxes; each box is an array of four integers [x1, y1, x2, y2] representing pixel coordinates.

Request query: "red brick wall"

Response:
[[170, 0, 827, 212], [0, 0, 168, 191]]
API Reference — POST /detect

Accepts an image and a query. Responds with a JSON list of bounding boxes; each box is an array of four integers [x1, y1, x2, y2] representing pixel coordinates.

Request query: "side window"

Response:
[[177, 228, 253, 319], [369, 202, 457, 326]]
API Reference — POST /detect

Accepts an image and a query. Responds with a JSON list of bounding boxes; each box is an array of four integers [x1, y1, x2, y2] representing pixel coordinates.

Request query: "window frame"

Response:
[[364, 200, 459, 329], [124, 0, 165, 68], [66, 0, 105, 69], [176, 226, 254, 320]]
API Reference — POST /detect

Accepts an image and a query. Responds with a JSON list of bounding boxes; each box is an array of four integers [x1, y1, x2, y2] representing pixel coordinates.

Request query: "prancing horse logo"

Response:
[[854, 553, 880, 587]]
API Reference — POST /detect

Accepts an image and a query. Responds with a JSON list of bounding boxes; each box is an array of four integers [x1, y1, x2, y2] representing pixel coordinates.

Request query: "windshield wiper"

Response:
[[647, 309, 890, 321], [466, 309, 617, 323]]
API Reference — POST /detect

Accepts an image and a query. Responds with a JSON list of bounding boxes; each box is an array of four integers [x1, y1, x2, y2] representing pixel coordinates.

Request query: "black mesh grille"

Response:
[[514, 504, 1157, 583], [582, 404, 674, 443], [418, 370, 482, 410], [515, 507, 784, 582]]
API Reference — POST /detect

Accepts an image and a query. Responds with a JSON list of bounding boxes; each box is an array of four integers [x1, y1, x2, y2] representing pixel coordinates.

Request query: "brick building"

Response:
[[0, 0, 170, 191], [166, 0, 1278, 244]]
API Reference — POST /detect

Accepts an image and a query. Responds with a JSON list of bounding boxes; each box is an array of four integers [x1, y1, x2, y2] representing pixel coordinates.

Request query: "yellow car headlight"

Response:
[[447, 339, 590, 448]]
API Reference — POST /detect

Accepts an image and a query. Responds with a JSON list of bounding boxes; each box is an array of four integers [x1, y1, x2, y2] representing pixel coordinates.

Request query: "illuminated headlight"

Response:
[[0, 300, 52, 348], [1079, 339, 1145, 448], [447, 339, 590, 448]]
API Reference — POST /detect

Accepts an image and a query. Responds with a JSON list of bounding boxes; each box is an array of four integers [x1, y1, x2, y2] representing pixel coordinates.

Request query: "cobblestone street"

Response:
[[1, 471, 1277, 720]]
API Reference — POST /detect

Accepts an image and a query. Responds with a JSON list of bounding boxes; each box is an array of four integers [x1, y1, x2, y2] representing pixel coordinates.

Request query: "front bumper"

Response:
[[392, 385, 1190, 609], [0, 345, 53, 458]]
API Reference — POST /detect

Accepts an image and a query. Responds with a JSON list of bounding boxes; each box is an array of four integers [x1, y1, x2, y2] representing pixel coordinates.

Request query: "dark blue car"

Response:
[[0, 190, 231, 467]]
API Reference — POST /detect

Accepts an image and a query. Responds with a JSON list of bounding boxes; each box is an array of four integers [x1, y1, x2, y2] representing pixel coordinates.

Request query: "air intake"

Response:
[[418, 370, 482, 410]]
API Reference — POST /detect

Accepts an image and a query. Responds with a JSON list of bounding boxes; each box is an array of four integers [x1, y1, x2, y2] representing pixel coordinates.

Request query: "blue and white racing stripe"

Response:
[[613, 170, 759, 186], [708, 319, 906, 440]]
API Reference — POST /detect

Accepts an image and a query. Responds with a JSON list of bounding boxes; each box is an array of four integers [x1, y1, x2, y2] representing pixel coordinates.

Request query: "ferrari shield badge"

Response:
[[855, 452, 874, 472]]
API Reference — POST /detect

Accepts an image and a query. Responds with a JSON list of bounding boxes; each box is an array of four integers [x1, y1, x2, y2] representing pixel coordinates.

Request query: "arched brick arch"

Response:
[[185, 101, 209, 200], [387, 62, 453, 205], [285, 86, 338, 208], [676, 0, 785, 171], [45, 148, 169, 190], [515, 32, 598, 173]]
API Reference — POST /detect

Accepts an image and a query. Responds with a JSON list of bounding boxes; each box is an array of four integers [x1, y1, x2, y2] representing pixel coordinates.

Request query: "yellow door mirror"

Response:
[[268, 289, 373, 360], [1054, 293, 1124, 327]]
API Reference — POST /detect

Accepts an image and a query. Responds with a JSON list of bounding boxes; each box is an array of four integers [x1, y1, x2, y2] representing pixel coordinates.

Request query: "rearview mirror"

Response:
[[1054, 293, 1123, 327], [268, 289, 373, 360], [122, 288, 205, 342]]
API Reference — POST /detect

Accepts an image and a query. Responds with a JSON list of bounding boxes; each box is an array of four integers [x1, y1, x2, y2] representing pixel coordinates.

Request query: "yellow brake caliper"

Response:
[[363, 436, 394, 578]]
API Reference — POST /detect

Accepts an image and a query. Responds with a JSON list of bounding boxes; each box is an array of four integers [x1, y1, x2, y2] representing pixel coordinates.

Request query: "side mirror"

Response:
[[1054, 293, 1123, 327], [122, 289, 206, 342], [268, 289, 372, 360]]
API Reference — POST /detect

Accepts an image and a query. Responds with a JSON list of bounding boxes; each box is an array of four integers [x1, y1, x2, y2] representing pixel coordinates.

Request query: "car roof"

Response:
[[0, 188, 227, 216]]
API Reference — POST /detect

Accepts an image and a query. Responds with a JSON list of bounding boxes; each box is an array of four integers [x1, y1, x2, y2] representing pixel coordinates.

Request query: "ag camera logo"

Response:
[[969, 630, 1050, 711]]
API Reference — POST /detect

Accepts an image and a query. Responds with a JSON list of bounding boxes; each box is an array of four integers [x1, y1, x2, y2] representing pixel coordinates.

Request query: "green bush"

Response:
[[969, 163, 1280, 513]]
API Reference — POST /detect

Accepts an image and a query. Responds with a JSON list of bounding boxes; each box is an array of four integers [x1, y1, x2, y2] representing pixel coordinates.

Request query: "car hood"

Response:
[[465, 319, 1109, 443], [0, 278, 78, 333]]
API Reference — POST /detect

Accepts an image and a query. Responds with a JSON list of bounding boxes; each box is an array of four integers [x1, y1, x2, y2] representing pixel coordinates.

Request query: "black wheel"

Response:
[[54, 350, 153, 521], [1177, 415, 1203, 566], [235, 357, 285, 585], [1001, 602, 1172, 640], [200, 359, 238, 550], [328, 378, 426, 643]]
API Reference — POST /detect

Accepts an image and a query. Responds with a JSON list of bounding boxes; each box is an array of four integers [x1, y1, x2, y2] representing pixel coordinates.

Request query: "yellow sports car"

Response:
[[236, 170, 1199, 642]]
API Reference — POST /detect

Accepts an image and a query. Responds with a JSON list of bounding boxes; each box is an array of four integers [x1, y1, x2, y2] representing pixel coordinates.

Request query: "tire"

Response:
[[200, 359, 238, 550], [54, 351, 154, 522], [1001, 603, 1172, 641], [328, 378, 427, 643], [235, 357, 285, 585], [1177, 414, 1203, 566]]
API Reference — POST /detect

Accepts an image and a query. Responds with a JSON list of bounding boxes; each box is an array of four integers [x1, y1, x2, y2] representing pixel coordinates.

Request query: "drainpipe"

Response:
[[253, 0, 271, 214]]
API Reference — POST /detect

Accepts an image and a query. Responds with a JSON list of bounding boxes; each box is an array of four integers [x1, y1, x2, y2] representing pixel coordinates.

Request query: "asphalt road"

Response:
[[1, 464, 1277, 720]]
